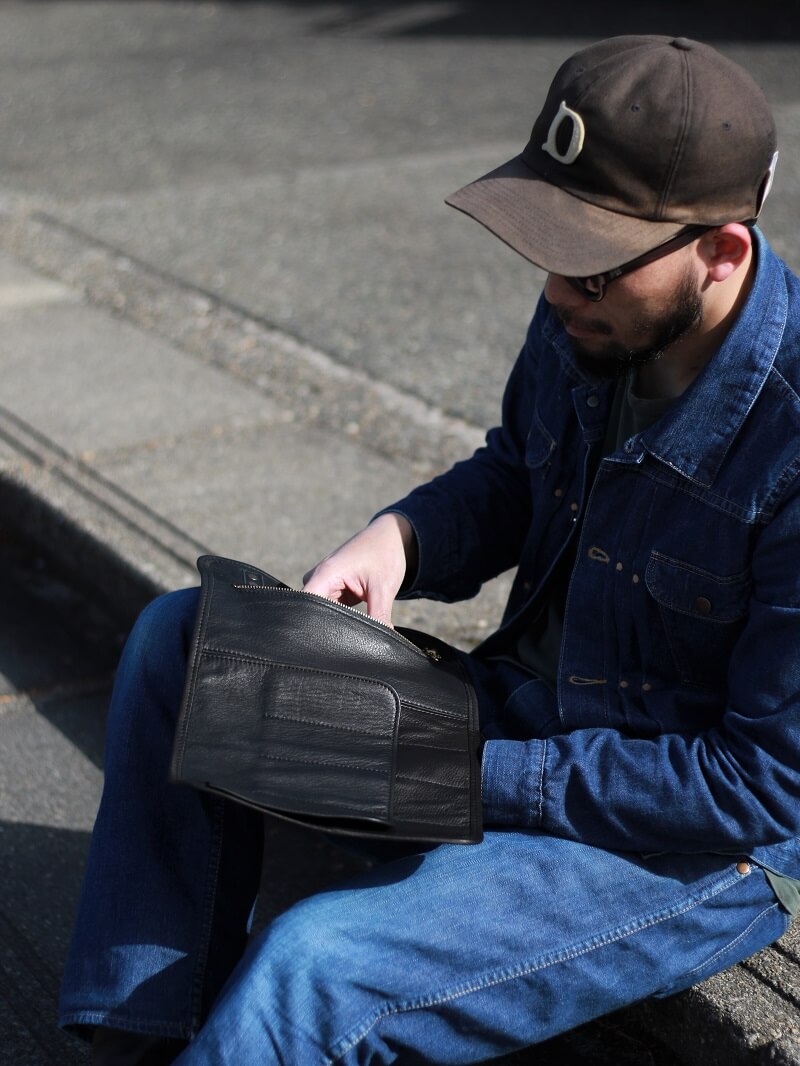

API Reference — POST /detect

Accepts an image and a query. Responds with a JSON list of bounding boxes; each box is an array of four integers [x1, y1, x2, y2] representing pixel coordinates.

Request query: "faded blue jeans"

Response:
[[60, 589, 792, 1064]]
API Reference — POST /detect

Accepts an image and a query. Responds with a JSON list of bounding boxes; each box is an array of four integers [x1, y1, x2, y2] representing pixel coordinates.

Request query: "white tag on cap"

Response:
[[756, 150, 779, 214]]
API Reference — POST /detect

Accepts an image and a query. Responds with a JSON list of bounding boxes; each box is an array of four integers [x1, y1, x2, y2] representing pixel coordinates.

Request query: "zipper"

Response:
[[231, 584, 442, 662]]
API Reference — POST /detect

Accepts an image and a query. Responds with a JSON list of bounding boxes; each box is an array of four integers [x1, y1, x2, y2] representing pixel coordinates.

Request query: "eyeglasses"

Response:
[[565, 225, 712, 302]]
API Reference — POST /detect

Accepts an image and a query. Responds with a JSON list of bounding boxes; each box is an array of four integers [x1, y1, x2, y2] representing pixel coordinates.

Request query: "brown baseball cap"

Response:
[[446, 36, 778, 277]]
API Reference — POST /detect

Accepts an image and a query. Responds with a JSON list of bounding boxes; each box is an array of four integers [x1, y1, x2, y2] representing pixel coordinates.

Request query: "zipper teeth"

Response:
[[231, 584, 428, 657]]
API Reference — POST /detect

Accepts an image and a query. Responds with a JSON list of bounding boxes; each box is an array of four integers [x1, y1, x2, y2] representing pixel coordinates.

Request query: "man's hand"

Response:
[[302, 513, 418, 627]]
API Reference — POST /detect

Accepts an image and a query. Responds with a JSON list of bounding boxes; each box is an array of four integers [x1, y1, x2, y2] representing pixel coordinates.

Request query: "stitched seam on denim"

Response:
[[649, 553, 751, 586], [326, 866, 742, 1063], [763, 449, 800, 522], [767, 365, 800, 408], [657, 601, 695, 687], [187, 797, 225, 1034], [655, 602, 746, 625], [635, 464, 768, 523], [59, 1011, 188, 1039], [646, 555, 751, 628], [677, 901, 779, 983]]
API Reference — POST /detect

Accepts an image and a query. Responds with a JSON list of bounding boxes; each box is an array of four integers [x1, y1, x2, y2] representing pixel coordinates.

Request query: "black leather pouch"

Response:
[[170, 556, 483, 844]]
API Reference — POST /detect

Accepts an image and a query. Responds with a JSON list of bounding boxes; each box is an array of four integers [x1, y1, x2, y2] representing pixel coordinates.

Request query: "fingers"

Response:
[[364, 583, 395, 628], [302, 514, 415, 625], [302, 564, 362, 605]]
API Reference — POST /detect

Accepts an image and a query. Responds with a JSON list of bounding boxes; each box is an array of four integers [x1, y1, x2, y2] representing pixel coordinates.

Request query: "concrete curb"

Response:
[[0, 201, 483, 623], [0, 403, 203, 628], [0, 207, 485, 480], [632, 932, 800, 1065]]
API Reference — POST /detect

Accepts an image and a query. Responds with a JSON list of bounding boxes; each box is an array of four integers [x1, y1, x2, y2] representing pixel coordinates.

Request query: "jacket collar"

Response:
[[639, 230, 788, 488], [544, 229, 789, 489]]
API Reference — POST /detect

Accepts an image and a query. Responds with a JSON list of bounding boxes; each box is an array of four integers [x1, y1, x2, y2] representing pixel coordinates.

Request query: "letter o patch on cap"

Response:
[[542, 100, 586, 165]]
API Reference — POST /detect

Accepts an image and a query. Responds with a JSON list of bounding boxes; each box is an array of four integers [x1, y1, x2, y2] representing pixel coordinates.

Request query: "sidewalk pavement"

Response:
[[0, 235, 798, 1065]]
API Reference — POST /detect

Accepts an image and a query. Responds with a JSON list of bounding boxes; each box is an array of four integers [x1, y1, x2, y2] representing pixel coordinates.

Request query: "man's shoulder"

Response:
[[762, 242, 800, 388]]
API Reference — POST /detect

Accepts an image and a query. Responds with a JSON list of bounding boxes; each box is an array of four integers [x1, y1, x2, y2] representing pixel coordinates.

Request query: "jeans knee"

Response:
[[119, 588, 198, 682], [106, 587, 200, 752], [253, 895, 355, 1002], [130, 588, 200, 655]]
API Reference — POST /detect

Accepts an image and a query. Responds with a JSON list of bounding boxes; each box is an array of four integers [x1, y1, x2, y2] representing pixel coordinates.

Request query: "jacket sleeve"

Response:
[[378, 303, 546, 603], [482, 475, 800, 854]]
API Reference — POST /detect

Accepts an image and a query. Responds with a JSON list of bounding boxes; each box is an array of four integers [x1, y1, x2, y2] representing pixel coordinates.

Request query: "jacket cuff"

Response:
[[480, 738, 546, 827], [372, 503, 456, 600]]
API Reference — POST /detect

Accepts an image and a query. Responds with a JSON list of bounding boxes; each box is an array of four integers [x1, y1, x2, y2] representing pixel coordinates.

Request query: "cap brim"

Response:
[[446, 155, 686, 277]]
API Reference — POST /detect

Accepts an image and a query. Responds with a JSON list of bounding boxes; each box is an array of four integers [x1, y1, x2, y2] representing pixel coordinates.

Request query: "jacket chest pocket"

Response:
[[525, 410, 580, 508], [525, 410, 557, 470], [645, 552, 751, 690]]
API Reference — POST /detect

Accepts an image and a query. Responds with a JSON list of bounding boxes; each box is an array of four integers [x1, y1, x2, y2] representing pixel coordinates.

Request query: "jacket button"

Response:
[[736, 861, 751, 875], [642, 682, 653, 692], [554, 487, 564, 497], [695, 596, 712, 616], [586, 394, 599, 408]]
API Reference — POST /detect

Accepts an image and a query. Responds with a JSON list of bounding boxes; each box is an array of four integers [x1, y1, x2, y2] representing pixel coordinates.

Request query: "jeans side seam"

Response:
[[59, 1010, 188, 1039], [187, 797, 226, 1035], [325, 863, 746, 1064]]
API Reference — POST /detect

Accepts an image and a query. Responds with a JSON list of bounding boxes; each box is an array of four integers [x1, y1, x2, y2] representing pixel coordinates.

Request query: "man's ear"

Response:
[[700, 224, 753, 283]]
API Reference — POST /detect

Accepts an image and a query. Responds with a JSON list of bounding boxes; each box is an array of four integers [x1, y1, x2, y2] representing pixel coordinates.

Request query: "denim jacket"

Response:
[[389, 231, 800, 878]]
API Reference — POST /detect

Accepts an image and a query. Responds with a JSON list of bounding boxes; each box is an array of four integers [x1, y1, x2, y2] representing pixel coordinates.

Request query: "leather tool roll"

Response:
[[170, 556, 483, 844]]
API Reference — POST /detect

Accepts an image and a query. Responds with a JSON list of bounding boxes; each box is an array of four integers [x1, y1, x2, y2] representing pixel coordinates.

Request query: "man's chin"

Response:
[[570, 340, 658, 379]]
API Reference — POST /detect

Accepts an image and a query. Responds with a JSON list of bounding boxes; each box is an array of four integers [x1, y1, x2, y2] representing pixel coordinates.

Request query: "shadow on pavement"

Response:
[[307, 0, 800, 41], [17, 0, 800, 40]]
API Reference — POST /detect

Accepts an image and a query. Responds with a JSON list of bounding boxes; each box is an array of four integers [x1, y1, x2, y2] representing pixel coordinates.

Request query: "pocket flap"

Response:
[[525, 413, 556, 469], [645, 553, 750, 622]]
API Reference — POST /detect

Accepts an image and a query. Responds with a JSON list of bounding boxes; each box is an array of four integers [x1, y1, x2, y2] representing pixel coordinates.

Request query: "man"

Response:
[[61, 35, 800, 1064]]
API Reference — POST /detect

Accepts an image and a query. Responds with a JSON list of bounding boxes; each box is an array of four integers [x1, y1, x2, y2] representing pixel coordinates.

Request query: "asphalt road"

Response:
[[1, 1, 799, 431]]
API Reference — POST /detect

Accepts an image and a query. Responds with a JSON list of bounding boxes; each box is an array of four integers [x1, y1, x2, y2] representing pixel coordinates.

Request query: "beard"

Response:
[[556, 267, 704, 379]]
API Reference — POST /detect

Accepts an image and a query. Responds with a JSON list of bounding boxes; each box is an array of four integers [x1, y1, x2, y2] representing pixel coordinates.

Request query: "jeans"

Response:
[[60, 589, 792, 1064]]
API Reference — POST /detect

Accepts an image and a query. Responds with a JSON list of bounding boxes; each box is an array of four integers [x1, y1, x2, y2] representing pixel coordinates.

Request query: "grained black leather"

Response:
[[170, 556, 483, 844]]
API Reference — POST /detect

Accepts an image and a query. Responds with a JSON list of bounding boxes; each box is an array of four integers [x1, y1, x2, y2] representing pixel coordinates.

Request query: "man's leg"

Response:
[[176, 830, 790, 1064], [59, 588, 264, 1042]]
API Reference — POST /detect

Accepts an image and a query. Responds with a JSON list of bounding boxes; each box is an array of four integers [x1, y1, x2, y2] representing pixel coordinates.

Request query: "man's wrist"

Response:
[[371, 511, 419, 589]]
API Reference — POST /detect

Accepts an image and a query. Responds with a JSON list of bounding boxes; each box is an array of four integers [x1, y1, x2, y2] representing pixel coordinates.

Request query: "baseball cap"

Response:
[[446, 36, 778, 277]]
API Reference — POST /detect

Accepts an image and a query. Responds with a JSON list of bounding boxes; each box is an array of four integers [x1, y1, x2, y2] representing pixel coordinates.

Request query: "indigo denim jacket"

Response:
[[389, 231, 800, 877]]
